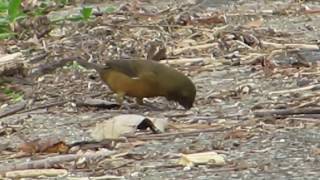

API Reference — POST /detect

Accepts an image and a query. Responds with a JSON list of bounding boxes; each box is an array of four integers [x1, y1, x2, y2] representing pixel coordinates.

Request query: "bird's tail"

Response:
[[74, 57, 104, 73]]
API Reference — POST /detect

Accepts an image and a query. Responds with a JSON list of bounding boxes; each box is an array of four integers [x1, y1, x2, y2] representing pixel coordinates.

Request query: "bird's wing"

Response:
[[105, 60, 139, 78], [106, 60, 159, 87]]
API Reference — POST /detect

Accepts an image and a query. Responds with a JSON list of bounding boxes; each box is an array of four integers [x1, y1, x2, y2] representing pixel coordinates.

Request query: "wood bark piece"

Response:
[[0, 53, 25, 75], [0, 149, 115, 173]]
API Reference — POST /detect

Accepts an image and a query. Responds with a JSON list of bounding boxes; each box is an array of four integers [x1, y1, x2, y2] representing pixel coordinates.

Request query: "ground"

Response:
[[1, 0, 320, 179]]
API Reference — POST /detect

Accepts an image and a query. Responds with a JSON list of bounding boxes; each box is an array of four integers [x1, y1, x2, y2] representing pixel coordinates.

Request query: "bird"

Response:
[[75, 58, 196, 109]]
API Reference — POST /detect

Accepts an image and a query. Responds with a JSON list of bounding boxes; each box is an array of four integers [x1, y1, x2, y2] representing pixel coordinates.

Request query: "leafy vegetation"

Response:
[[0, 0, 116, 39], [0, 86, 23, 102], [0, 0, 24, 39]]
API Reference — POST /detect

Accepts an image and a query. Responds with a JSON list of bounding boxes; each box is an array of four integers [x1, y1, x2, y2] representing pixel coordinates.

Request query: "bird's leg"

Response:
[[116, 92, 130, 110], [136, 98, 144, 105], [116, 92, 125, 105]]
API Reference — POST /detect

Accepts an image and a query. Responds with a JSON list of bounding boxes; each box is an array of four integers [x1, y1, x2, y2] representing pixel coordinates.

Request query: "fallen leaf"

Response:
[[178, 151, 226, 167], [90, 114, 168, 141], [18, 137, 69, 154], [224, 129, 252, 139], [261, 58, 276, 77]]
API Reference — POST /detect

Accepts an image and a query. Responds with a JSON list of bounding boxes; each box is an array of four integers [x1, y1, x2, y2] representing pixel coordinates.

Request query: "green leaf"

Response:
[[80, 6, 92, 21], [0, 1, 8, 13], [0, 87, 23, 102], [0, 32, 15, 39], [0, 17, 9, 25], [66, 15, 82, 21], [8, 0, 22, 22], [59, 0, 69, 5]]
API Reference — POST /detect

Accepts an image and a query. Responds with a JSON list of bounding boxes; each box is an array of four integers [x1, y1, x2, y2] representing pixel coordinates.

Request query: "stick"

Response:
[[18, 100, 68, 114], [160, 58, 207, 65], [268, 84, 320, 95], [128, 127, 225, 140], [172, 43, 219, 55], [254, 108, 320, 117], [261, 41, 319, 50], [5, 169, 67, 178], [0, 100, 27, 119], [0, 149, 115, 173]]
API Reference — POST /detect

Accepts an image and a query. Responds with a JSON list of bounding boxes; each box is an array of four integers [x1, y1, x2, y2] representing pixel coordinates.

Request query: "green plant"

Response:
[[80, 6, 92, 21], [57, 0, 70, 6], [8, 0, 23, 22], [0, 0, 25, 39], [0, 87, 24, 102]]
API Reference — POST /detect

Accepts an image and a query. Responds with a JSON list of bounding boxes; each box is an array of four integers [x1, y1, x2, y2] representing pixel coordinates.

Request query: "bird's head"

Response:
[[167, 83, 196, 109]]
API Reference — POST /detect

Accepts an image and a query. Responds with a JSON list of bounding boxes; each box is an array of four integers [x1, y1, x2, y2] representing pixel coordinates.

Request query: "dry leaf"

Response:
[[90, 114, 168, 141], [178, 151, 226, 167], [18, 137, 69, 154], [224, 129, 252, 139], [262, 58, 276, 77]]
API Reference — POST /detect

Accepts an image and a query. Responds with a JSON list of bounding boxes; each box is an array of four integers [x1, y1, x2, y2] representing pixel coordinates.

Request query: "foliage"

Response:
[[0, 86, 24, 102], [0, 0, 117, 39], [0, 0, 24, 39]]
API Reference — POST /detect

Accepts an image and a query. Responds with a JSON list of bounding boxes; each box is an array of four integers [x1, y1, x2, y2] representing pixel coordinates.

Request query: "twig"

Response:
[[268, 84, 320, 95], [0, 149, 115, 173], [0, 101, 28, 119], [5, 169, 67, 178], [67, 174, 125, 179], [160, 57, 207, 65], [254, 108, 320, 117], [261, 41, 319, 50], [128, 127, 225, 140], [172, 43, 219, 55], [18, 100, 68, 114], [289, 117, 320, 124], [102, 23, 217, 32]]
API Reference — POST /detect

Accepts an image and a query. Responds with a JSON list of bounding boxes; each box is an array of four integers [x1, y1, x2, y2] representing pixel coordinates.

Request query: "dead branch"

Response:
[[254, 108, 320, 117], [18, 100, 68, 114], [0, 100, 28, 119]]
